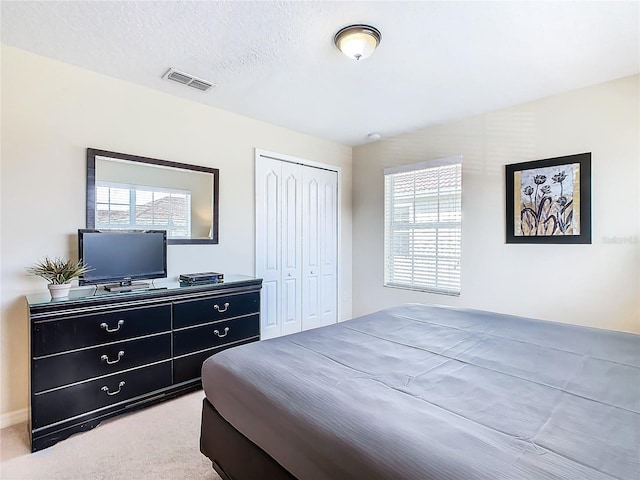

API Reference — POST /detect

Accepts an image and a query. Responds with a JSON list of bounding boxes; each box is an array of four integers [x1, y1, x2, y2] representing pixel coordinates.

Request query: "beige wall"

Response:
[[0, 45, 352, 422], [353, 75, 639, 334]]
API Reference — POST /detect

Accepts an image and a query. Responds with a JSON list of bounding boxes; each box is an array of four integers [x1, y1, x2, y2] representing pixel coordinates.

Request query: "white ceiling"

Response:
[[1, 1, 639, 146]]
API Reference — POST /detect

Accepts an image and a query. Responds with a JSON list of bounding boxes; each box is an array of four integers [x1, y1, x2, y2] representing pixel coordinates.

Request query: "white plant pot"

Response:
[[48, 283, 72, 299]]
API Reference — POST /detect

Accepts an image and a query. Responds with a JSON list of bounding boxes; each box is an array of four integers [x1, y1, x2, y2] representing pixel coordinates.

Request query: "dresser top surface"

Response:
[[26, 274, 261, 308]]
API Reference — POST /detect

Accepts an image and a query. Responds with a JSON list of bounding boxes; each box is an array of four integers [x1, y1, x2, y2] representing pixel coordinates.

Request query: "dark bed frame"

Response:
[[200, 398, 297, 480]]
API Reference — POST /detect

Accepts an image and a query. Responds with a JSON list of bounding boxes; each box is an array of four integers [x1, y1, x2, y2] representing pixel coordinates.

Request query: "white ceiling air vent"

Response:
[[162, 68, 215, 92]]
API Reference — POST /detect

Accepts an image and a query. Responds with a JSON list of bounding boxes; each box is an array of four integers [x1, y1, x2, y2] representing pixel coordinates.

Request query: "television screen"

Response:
[[78, 229, 167, 287]]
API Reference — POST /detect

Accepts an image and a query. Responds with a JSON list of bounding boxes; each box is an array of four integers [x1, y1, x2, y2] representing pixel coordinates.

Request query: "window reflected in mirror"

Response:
[[96, 182, 192, 238]]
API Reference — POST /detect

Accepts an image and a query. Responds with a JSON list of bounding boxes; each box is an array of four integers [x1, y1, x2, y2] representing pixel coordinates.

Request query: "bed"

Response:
[[200, 303, 640, 480]]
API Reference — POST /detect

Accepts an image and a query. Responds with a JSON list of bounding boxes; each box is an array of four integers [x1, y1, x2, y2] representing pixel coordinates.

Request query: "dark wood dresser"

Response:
[[26, 275, 261, 452]]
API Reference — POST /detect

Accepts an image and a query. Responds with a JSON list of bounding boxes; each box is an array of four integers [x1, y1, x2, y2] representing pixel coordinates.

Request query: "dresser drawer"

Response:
[[31, 361, 172, 429], [173, 337, 259, 384], [173, 292, 259, 329], [32, 333, 171, 393], [32, 304, 171, 357], [173, 314, 259, 357]]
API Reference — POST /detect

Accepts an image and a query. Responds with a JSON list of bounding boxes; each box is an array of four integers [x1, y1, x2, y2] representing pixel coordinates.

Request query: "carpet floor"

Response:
[[0, 390, 221, 480]]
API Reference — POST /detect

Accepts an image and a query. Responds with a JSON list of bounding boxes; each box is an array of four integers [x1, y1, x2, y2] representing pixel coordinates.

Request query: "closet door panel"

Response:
[[320, 171, 338, 327], [256, 159, 281, 340], [302, 171, 323, 331], [281, 162, 302, 336]]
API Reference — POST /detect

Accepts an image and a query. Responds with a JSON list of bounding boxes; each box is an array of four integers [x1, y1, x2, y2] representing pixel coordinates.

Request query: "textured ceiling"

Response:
[[2, 1, 639, 146]]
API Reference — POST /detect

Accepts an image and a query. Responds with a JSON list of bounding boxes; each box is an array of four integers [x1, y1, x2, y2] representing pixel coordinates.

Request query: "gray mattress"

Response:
[[201, 304, 640, 480]]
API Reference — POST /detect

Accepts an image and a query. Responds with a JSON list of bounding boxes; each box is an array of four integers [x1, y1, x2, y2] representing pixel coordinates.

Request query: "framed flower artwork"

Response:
[[505, 153, 591, 244]]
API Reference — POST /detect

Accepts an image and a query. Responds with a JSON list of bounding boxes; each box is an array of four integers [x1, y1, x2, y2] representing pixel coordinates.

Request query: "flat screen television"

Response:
[[78, 229, 167, 291]]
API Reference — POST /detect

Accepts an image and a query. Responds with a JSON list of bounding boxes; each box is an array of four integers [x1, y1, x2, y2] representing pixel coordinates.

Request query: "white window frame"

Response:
[[95, 181, 192, 238], [384, 156, 462, 296]]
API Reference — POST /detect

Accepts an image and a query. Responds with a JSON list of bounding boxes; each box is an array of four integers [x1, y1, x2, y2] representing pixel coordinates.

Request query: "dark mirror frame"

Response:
[[86, 148, 219, 245]]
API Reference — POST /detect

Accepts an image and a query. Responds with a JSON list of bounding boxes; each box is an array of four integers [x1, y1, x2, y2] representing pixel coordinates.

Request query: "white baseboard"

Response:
[[0, 408, 28, 429]]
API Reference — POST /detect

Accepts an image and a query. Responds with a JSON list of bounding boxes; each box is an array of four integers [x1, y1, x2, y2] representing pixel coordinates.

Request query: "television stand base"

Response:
[[104, 282, 150, 292]]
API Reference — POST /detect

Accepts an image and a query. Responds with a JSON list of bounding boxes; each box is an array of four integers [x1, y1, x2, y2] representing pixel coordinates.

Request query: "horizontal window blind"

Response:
[[96, 182, 192, 238], [384, 157, 462, 295]]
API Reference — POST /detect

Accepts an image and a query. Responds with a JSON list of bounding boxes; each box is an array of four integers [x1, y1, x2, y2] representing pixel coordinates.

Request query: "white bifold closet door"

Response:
[[256, 155, 338, 340]]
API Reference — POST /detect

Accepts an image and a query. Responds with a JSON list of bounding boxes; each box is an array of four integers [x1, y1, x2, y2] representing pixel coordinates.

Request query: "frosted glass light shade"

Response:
[[334, 25, 381, 61]]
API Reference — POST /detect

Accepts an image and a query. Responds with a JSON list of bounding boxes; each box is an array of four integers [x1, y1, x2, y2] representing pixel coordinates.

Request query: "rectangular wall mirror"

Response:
[[86, 148, 219, 244]]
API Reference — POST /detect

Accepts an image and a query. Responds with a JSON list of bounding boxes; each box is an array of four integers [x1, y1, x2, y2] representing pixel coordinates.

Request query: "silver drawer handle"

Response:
[[101, 381, 125, 396], [101, 351, 125, 365], [214, 303, 229, 313], [214, 327, 229, 338], [100, 320, 124, 333]]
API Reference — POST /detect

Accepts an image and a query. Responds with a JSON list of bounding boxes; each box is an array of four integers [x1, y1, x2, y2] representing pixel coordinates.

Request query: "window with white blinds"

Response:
[[96, 182, 192, 238], [384, 157, 462, 295]]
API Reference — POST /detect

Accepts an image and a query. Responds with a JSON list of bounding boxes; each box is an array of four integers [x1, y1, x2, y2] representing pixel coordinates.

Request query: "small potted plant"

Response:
[[28, 257, 91, 299]]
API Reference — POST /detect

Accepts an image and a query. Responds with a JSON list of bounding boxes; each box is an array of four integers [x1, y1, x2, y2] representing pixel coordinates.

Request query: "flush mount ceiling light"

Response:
[[334, 24, 382, 61]]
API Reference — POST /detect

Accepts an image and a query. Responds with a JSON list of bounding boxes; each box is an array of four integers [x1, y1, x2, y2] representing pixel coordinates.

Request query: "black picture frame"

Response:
[[505, 153, 591, 244]]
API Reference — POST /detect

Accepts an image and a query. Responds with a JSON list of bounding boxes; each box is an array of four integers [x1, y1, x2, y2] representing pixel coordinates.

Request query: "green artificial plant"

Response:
[[28, 257, 91, 285]]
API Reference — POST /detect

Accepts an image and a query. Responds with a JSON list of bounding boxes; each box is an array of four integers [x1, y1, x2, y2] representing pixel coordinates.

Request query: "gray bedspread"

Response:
[[201, 304, 640, 480]]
